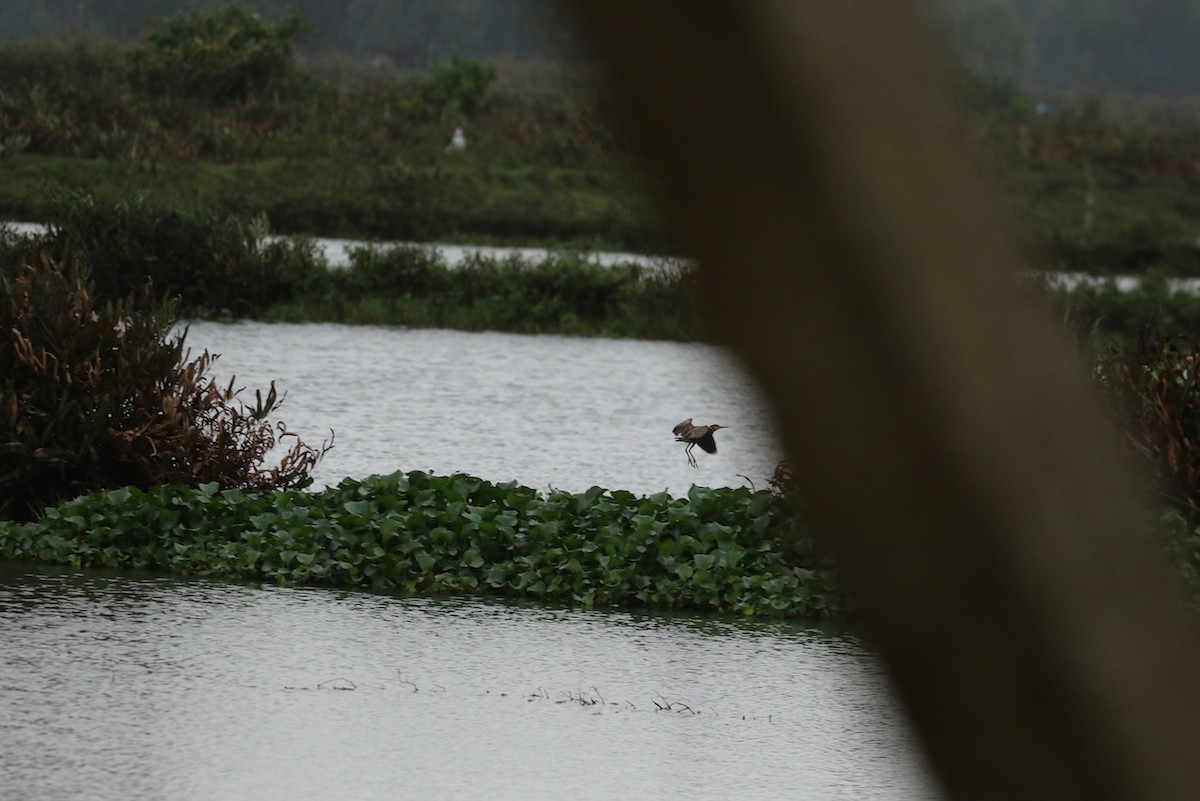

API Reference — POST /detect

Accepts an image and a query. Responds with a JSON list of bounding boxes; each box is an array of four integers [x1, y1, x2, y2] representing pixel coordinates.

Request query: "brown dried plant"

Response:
[[1094, 331, 1200, 524], [1, 240, 328, 521]]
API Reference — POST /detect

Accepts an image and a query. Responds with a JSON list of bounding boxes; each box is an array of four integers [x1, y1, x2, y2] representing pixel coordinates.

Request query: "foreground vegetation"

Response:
[[0, 471, 848, 620]]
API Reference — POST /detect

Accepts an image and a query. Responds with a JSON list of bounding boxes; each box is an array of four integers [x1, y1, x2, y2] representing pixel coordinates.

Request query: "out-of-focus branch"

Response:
[[566, 3, 1200, 799]]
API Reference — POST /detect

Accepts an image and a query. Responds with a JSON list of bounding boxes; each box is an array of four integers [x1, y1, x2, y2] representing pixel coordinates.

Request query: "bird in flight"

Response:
[[673, 418, 726, 467]]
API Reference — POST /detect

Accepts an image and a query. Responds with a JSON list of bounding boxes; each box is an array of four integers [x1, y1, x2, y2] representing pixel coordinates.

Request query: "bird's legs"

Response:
[[685, 442, 698, 468]]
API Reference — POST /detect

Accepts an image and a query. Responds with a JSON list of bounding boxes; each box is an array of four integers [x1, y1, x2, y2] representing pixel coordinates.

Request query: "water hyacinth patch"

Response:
[[0, 471, 849, 621]]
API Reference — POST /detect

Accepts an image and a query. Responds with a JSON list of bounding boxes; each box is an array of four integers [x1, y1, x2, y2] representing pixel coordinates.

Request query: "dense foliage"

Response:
[[950, 71, 1200, 279], [36, 192, 322, 317], [287, 245, 702, 339], [125, 4, 312, 105], [0, 234, 326, 521], [419, 54, 498, 117], [0, 471, 849, 620], [9, 5, 1200, 265]]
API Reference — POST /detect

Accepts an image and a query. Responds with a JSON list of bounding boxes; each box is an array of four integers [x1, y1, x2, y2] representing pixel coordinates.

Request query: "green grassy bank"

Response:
[[1, 195, 703, 340], [0, 154, 659, 250]]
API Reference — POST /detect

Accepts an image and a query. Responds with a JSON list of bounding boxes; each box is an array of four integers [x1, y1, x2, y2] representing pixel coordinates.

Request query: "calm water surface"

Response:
[[0, 565, 943, 801], [182, 321, 784, 497]]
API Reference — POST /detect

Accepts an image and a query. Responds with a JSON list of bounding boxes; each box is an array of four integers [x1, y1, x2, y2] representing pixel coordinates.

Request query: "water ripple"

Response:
[[181, 321, 784, 495], [0, 567, 942, 801]]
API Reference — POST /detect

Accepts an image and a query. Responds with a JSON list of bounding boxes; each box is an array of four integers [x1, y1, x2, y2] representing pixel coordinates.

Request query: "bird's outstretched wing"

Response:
[[672, 418, 694, 437], [695, 431, 718, 454]]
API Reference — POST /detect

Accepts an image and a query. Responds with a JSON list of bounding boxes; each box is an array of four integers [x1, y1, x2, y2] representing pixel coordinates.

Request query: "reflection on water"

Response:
[[5, 222, 682, 272], [0, 566, 943, 801], [182, 321, 784, 496]]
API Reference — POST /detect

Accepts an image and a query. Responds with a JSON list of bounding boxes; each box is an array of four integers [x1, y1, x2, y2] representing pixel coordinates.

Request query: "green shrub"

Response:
[[0, 239, 327, 521], [39, 191, 326, 317], [419, 55, 498, 118], [0, 36, 139, 160], [126, 3, 313, 105], [321, 245, 704, 339], [1, 203, 697, 340]]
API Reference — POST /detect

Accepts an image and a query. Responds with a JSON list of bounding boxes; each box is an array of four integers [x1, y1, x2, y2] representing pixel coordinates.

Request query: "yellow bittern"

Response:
[[673, 418, 726, 467]]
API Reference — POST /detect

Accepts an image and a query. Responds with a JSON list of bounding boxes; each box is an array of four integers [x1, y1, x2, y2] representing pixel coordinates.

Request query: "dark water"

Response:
[[0, 565, 943, 801], [183, 321, 784, 497]]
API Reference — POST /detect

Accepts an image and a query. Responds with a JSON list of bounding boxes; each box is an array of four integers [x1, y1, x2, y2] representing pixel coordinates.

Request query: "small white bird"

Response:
[[445, 127, 466, 153]]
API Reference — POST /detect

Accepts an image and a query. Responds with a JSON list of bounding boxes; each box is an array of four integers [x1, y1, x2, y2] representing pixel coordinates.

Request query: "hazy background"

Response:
[[3, 0, 1199, 94], [0, 0, 578, 70]]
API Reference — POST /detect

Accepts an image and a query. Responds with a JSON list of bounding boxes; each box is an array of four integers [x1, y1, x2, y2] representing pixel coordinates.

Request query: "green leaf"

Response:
[[343, 500, 375, 517]]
